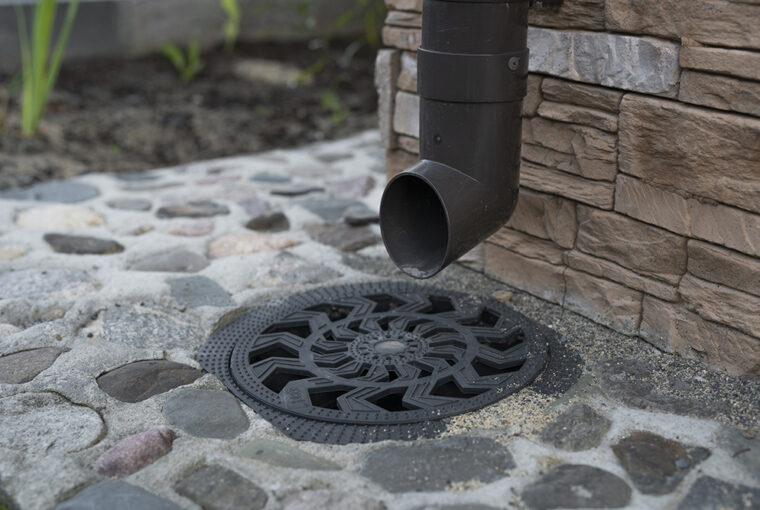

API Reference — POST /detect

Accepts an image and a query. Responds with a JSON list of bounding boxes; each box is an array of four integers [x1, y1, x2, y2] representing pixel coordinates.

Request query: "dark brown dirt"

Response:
[[0, 40, 379, 189]]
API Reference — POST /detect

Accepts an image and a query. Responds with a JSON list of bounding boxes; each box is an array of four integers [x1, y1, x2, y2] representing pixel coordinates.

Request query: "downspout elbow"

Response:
[[379, 0, 529, 279]]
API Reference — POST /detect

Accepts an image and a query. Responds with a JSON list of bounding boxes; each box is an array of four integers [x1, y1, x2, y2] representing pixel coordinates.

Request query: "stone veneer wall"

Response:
[[375, 0, 760, 376]]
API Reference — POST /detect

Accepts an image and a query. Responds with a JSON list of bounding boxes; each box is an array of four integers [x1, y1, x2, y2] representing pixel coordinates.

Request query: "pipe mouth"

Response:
[[380, 172, 449, 279]]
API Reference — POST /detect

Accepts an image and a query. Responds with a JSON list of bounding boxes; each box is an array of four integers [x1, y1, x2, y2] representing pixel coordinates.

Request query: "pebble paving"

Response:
[[0, 131, 758, 509]]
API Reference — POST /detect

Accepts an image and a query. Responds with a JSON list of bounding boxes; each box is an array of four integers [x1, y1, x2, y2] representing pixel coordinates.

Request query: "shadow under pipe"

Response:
[[380, 0, 530, 279]]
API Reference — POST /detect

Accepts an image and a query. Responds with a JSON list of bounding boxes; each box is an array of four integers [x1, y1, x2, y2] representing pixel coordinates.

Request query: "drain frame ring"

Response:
[[200, 281, 549, 434]]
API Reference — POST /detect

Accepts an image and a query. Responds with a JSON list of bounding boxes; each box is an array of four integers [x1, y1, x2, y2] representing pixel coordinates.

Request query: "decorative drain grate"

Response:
[[199, 282, 549, 443]]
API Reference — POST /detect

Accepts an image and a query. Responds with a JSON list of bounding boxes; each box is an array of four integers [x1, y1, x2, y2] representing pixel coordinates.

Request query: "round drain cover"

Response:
[[199, 281, 549, 443]]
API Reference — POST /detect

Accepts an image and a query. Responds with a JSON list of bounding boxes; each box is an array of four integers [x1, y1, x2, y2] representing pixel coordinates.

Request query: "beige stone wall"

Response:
[[376, 0, 760, 376]]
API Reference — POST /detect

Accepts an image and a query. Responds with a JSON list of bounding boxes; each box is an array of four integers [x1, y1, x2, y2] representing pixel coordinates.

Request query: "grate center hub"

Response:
[[373, 340, 406, 354]]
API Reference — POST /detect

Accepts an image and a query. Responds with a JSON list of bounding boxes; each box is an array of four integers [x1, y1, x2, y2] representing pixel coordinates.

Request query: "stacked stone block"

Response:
[[376, 0, 760, 376]]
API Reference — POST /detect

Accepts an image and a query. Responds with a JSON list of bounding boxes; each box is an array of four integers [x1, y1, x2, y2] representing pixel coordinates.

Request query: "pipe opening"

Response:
[[380, 174, 449, 279]]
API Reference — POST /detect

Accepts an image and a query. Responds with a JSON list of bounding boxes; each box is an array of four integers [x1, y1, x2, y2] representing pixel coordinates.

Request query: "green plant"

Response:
[[296, 0, 386, 124], [15, 0, 80, 137], [161, 42, 205, 83], [219, 0, 241, 52], [321, 88, 350, 124]]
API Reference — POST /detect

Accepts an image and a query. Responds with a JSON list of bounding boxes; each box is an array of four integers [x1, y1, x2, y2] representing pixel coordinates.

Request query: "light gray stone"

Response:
[[129, 249, 209, 273], [677, 476, 760, 510], [247, 252, 342, 288], [0, 392, 104, 457], [162, 389, 249, 439], [250, 171, 291, 183], [169, 276, 232, 308], [540, 403, 610, 451], [0, 268, 98, 300], [282, 490, 384, 510], [376, 48, 400, 149], [0, 181, 100, 203], [240, 439, 342, 471], [528, 27, 680, 96], [361, 436, 514, 493], [99, 303, 204, 350], [718, 427, 760, 481], [238, 197, 273, 216], [394, 91, 420, 137], [521, 464, 631, 509], [55, 481, 181, 510], [298, 198, 364, 222], [175, 465, 267, 510]]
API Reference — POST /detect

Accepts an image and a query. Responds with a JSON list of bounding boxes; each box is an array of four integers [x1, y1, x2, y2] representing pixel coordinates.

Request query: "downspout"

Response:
[[379, 0, 530, 279]]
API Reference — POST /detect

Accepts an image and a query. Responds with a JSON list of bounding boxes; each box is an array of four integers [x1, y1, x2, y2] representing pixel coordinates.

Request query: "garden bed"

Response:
[[0, 40, 378, 190]]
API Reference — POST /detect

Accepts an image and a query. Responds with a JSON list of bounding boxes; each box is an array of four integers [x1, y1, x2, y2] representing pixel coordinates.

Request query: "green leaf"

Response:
[[43, 0, 79, 127], [161, 44, 186, 72]]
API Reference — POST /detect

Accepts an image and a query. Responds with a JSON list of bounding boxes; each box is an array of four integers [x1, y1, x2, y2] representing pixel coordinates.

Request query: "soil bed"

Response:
[[0, 40, 378, 189]]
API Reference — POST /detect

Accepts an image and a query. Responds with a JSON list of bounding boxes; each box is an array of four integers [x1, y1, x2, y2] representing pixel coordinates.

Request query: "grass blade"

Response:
[[15, 6, 35, 136], [32, 0, 56, 125], [44, 0, 80, 123]]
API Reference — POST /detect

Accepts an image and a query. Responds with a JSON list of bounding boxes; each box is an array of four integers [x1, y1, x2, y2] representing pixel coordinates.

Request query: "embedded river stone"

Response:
[[411, 506, 500, 510], [107, 198, 152, 211], [677, 476, 760, 510], [246, 252, 341, 288], [169, 276, 232, 309], [16, 205, 105, 229], [238, 197, 272, 216], [251, 171, 291, 183], [240, 439, 341, 471], [96, 360, 203, 403], [94, 428, 175, 478], [0, 268, 98, 300], [521, 464, 632, 509], [327, 175, 375, 198], [0, 392, 103, 457], [298, 198, 363, 222], [128, 248, 209, 273], [162, 389, 249, 439], [718, 426, 760, 480], [99, 304, 204, 350], [246, 211, 290, 232], [1, 181, 100, 203], [156, 201, 230, 218], [0, 245, 29, 260], [208, 232, 297, 258], [540, 403, 611, 451], [270, 184, 324, 197], [165, 219, 215, 237], [55, 481, 181, 510], [44, 234, 125, 255], [175, 465, 268, 510], [612, 431, 710, 495], [307, 223, 379, 252], [282, 490, 384, 510], [343, 204, 379, 226], [0, 347, 67, 384], [361, 437, 515, 493]]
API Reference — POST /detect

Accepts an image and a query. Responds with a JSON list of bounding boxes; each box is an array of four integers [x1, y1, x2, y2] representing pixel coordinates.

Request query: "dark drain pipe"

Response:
[[380, 0, 529, 279]]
